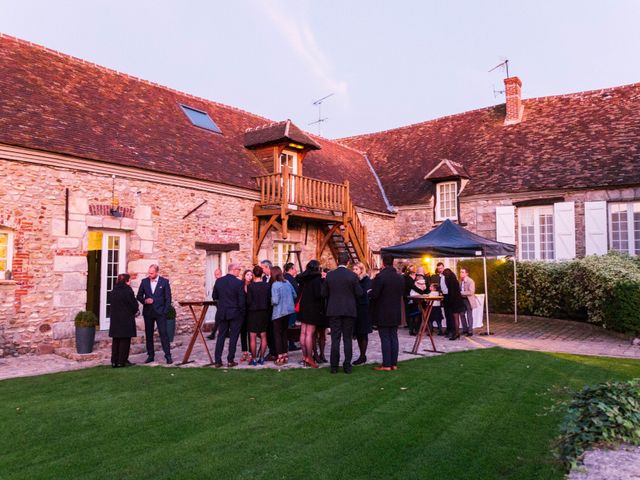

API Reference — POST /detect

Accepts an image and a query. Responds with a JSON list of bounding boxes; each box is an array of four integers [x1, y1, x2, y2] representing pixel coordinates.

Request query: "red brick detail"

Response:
[[504, 76, 524, 125], [88, 204, 134, 218]]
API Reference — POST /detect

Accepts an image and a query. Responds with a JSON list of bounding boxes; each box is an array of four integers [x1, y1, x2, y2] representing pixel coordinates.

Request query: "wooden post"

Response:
[[281, 165, 289, 239]]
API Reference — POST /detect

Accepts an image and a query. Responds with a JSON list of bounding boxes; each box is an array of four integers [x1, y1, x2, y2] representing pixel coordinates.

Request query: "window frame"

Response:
[[608, 201, 640, 256], [0, 229, 14, 277], [179, 104, 222, 134], [518, 206, 555, 261], [434, 181, 458, 222]]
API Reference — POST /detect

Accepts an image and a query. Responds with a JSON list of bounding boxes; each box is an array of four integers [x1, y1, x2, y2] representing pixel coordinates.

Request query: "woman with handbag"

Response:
[[296, 260, 324, 368], [270, 266, 297, 365]]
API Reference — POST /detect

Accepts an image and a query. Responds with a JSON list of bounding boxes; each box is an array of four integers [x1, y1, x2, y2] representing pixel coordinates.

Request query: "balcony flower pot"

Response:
[[166, 304, 177, 343], [74, 311, 99, 354]]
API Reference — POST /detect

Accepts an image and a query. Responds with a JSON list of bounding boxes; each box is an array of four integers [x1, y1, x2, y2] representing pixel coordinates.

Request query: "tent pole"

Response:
[[513, 258, 518, 323], [483, 256, 491, 335]]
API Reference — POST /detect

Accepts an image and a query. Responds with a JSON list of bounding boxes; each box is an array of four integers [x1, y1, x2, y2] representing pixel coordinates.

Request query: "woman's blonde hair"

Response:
[[353, 262, 367, 279]]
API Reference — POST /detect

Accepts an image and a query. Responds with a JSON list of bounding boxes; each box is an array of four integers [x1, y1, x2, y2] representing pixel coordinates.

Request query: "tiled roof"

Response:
[[0, 34, 388, 212], [245, 120, 321, 150], [338, 83, 640, 205]]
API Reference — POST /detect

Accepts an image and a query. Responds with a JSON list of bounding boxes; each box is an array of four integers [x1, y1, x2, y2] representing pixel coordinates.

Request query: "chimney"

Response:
[[504, 76, 524, 125]]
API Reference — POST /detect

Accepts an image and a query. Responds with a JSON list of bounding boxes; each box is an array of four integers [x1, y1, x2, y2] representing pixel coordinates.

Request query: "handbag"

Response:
[[294, 289, 303, 314]]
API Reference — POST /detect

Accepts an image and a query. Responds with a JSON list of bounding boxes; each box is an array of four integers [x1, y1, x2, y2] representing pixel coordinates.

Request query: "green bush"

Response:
[[557, 379, 640, 469], [74, 310, 99, 328], [458, 252, 640, 335]]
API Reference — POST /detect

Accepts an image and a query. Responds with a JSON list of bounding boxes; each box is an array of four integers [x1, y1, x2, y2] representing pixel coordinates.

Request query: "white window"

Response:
[[0, 229, 14, 277], [273, 242, 296, 269], [435, 182, 457, 221], [609, 202, 640, 255], [518, 206, 554, 260]]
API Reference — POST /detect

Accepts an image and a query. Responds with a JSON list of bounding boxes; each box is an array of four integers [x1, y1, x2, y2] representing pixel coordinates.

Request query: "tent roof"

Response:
[[381, 219, 516, 258]]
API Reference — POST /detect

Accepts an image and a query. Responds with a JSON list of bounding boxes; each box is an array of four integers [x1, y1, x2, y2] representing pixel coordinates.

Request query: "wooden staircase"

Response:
[[253, 165, 377, 270]]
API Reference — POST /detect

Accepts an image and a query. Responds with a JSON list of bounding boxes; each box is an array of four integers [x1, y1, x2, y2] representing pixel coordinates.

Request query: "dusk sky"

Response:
[[1, 0, 639, 138]]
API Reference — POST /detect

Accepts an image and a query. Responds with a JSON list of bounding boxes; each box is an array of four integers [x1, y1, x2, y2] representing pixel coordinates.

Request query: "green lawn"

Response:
[[2, 349, 639, 480]]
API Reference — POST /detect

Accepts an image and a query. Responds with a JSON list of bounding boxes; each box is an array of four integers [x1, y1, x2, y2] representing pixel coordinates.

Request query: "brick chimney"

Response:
[[504, 76, 524, 125]]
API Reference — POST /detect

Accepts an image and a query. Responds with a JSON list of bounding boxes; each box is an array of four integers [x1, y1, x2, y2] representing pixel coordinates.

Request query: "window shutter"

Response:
[[495, 206, 515, 244], [553, 202, 576, 260], [584, 201, 608, 256]]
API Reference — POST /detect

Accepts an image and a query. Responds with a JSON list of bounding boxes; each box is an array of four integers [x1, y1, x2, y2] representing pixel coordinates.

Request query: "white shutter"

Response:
[[553, 201, 576, 260], [495, 206, 516, 244], [584, 201, 608, 256]]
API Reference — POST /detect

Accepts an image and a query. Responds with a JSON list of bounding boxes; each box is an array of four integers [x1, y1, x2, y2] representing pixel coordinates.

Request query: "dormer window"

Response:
[[435, 181, 458, 221], [179, 104, 222, 134]]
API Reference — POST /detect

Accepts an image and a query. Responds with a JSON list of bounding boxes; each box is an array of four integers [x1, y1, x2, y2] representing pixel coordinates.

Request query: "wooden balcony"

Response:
[[253, 166, 376, 269]]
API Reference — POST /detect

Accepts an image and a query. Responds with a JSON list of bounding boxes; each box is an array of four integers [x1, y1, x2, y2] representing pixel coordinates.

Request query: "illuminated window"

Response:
[[273, 242, 296, 268], [435, 182, 457, 221], [0, 229, 14, 276]]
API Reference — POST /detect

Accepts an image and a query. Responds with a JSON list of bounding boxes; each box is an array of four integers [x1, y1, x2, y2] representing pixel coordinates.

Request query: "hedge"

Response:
[[457, 252, 640, 335]]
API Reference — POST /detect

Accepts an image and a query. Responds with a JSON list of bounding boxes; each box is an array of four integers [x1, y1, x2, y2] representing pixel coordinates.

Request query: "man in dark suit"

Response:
[[321, 252, 363, 374], [212, 262, 245, 368], [370, 254, 405, 371], [136, 264, 173, 364]]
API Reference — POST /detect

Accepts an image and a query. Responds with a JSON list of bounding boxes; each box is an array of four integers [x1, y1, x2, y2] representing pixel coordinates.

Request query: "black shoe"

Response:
[[449, 334, 460, 341], [288, 343, 301, 351], [165, 355, 173, 364], [437, 330, 444, 336], [352, 356, 367, 365], [125, 360, 134, 366], [111, 363, 119, 368], [467, 332, 473, 337], [330, 367, 339, 374], [207, 333, 216, 340], [144, 356, 154, 364], [343, 366, 352, 374]]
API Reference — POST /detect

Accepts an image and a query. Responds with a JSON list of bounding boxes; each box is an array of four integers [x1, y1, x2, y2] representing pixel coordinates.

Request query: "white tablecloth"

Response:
[[440, 294, 484, 329]]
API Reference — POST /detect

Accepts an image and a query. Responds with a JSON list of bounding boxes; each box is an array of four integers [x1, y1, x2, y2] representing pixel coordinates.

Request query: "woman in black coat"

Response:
[[442, 268, 466, 341], [352, 262, 372, 365], [108, 273, 139, 367], [296, 259, 325, 368]]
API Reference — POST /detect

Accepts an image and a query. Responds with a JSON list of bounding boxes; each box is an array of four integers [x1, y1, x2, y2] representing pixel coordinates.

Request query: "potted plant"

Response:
[[166, 305, 177, 343], [74, 310, 99, 354]]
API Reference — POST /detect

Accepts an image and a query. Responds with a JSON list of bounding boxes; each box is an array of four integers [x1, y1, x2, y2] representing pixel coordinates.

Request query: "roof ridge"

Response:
[[244, 120, 287, 133], [0, 32, 273, 124], [334, 80, 640, 142]]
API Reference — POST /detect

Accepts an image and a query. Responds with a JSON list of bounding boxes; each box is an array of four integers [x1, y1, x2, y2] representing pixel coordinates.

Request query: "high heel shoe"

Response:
[[304, 356, 319, 368]]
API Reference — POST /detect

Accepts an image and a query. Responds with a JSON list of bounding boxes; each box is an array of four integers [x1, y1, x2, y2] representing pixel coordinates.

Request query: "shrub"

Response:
[[457, 252, 640, 335], [556, 379, 640, 469], [74, 310, 99, 328]]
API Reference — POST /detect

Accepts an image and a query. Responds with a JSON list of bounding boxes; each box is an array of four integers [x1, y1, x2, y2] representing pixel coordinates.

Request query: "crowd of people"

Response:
[[106, 254, 478, 373]]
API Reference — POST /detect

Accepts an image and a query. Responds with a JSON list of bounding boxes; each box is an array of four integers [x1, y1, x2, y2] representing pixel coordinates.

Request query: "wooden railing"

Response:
[[255, 165, 376, 269], [256, 167, 346, 212]]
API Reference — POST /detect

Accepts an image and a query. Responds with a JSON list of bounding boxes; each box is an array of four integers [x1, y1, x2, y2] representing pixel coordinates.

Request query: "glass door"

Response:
[[98, 232, 127, 330]]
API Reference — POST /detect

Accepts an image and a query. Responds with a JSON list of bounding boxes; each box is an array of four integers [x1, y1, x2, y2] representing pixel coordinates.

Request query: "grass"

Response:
[[1, 349, 640, 480]]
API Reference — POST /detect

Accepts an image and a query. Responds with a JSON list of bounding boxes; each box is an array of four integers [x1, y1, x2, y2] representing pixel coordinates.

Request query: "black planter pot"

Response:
[[167, 319, 176, 343], [75, 326, 96, 354]]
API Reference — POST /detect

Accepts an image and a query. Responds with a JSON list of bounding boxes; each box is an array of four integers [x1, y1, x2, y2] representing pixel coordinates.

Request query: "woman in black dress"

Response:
[[352, 262, 372, 365], [240, 269, 254, 362], [313, 267, 331, 363], [296, 259, 325, 368], [108, 273, 139, 368], [442, 268, 466, 340], [246, 265, 271, 365]]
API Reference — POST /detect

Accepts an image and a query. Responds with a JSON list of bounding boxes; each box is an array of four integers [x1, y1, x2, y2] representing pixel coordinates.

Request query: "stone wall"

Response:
[[0, 159, 256, 355]]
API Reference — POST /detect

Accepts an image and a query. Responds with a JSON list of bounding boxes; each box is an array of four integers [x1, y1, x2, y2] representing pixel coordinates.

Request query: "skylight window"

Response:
[[179, 104, 222, 134]]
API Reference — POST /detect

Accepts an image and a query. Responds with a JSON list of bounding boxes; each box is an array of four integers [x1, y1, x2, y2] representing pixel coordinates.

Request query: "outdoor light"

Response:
[[109, 175, 122, 217], [287, 142, 305, 150]]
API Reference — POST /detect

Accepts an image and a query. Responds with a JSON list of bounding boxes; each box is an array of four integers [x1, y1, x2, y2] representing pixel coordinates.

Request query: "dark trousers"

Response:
[[378, 326, 399, 367], [329, 316, 355, 368], [240, 317, 249, 352], [267, 320, 275, 356], [443, 300, 455, 336], [144, 313, 171, 358], [429, 307, 443, 331], [111, 337, 131, 365], [461, 298, 473, 333], [214, 318, 242, 363], [273, 315, 290, 355]]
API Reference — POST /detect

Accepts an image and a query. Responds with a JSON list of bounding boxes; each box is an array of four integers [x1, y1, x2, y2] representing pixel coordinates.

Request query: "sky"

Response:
[[1, 0, 639, 138]]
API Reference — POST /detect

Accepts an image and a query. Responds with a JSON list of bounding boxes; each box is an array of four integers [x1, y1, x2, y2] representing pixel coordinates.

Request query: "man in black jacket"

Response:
[[321, 253, 363, 373], [370, 254, 405, 371], [136, 264, 173, 364], [212, 263, 245, 368]]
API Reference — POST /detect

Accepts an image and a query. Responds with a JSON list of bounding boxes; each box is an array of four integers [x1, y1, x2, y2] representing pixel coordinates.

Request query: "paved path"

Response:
[[1, 315, 638, 381]]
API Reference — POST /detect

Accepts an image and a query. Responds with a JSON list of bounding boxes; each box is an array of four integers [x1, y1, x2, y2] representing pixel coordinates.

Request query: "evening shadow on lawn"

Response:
[[2, 349, 639, 480]]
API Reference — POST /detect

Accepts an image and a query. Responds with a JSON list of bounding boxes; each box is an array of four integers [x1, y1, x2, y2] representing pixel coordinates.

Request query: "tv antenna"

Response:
[[309, 93, 333, 135], [488, 58, 510, 78], [492, 84, 505, 98]]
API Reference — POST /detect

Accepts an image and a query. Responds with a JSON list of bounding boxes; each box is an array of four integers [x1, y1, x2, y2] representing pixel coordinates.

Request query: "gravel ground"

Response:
[[568, 445, 640, 480]]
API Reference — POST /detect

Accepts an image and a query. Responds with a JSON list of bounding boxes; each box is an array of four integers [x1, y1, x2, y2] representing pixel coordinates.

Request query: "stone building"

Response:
[[1, 34, 638, 355]]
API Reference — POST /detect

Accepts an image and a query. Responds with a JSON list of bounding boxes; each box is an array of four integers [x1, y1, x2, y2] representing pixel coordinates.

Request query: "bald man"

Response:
[[211, 263, 245, 367]]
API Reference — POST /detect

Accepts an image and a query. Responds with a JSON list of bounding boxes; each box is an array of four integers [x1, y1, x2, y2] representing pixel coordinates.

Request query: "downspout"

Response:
[[363, 153, 396, 213]]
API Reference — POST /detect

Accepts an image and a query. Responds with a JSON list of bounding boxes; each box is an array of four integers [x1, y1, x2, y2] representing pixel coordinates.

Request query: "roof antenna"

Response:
[[309, 93, 333, 136], [488, 58, 510, 78]]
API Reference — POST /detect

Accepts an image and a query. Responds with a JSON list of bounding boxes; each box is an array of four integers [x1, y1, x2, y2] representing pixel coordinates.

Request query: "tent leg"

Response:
[[513, 258, 518, 323], [481, 256, 493, 335]]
